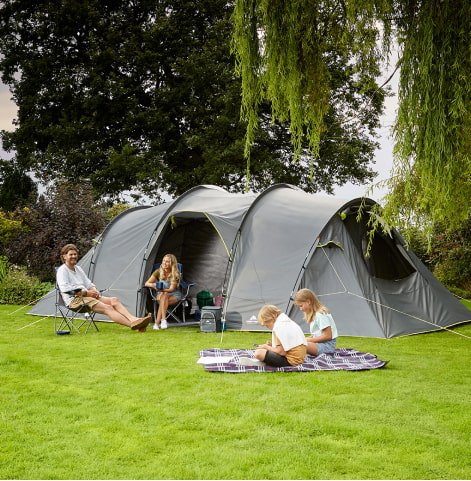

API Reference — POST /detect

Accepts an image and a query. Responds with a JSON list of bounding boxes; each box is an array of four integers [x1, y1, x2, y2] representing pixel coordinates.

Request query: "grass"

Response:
[[1, 303, 470, 480]]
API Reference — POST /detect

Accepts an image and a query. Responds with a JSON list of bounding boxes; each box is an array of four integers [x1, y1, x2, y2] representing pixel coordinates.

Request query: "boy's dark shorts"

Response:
[[264, 350, 292, 367]]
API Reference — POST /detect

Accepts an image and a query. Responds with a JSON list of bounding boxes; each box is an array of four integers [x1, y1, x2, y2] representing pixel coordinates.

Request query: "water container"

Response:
[[200, 311, 216, 332]]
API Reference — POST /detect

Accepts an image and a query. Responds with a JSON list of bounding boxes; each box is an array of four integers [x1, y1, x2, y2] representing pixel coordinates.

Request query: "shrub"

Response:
[[445, 285, 471, 300], [4, 180, 107, 282], [0, 264, 53, 305]]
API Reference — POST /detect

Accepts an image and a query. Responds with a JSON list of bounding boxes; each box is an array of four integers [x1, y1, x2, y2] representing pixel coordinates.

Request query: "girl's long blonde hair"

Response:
[[294, 288, 328, 323], [158, 254, 180, 283]]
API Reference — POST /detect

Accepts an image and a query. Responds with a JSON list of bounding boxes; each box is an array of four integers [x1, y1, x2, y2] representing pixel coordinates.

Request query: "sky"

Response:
[[0, 65, 398, 203]]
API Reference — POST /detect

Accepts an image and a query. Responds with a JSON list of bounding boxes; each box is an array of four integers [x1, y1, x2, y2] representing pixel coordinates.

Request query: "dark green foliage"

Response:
[[0, 0, 380, 198], [429, 217, 471, 297], [0, 160, 37, 211], [4, 180, 106, 281]]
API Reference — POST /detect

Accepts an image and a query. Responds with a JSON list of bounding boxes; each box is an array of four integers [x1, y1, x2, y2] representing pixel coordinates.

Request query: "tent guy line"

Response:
[[318, 245, 471, 340]]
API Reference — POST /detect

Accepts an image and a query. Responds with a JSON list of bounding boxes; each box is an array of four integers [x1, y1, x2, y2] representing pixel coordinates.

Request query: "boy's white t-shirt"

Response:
[[272, 313, 307, 350], [310, 312, 338, 339]]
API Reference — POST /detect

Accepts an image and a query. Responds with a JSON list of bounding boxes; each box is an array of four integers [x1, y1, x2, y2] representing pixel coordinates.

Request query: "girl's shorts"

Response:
[[317, 338, 337, 354]]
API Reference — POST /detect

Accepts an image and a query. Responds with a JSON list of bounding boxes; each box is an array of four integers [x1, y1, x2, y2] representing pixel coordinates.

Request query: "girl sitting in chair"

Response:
[[145, 253, 182, 330]]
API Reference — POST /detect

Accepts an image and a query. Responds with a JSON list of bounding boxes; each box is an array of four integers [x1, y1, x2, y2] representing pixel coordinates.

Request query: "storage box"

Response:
[[201, 306, 224, 332]]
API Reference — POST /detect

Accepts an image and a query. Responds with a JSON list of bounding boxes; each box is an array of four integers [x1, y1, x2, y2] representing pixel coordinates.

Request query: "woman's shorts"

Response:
[[170, 290, 182, 301], [317, 338, 337, 354]]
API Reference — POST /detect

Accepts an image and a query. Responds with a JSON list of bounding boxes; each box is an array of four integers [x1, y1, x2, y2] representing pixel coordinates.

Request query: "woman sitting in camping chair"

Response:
[[144, 253, 182, 330]]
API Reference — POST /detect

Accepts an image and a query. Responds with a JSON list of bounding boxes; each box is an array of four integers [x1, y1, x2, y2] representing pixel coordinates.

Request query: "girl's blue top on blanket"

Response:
[[310, 312, 338, 339]]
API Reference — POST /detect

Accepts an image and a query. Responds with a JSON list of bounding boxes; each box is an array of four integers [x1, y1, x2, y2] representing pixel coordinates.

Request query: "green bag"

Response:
[[197, 290, 214, 309]]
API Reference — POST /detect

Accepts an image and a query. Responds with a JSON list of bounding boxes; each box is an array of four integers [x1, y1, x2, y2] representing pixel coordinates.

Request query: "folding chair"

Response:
[[148, 263, 195, 324], [55, 284, 99, 335]]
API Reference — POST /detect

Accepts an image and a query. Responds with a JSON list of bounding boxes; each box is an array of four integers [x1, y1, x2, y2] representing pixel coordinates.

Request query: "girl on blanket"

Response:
[[254, 305, 307, 367], [294, 288, 338, 355]]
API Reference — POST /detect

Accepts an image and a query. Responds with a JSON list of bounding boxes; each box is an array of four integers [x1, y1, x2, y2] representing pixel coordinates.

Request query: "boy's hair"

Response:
[[257, 304, 281, 326], [294, 288, 329, 323], [61, 243, 78, 259]]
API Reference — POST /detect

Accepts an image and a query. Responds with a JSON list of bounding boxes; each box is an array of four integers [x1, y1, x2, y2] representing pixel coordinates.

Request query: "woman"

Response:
[[144, 254, 182, 330]]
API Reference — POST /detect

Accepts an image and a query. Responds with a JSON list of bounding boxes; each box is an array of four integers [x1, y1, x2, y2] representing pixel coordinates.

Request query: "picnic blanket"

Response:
[[197, 348, 388, 373]]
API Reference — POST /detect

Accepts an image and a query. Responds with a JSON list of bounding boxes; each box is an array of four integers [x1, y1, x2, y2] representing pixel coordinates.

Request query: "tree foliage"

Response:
[[0, 160, 37, 211], [384, 0, 471, 236], [0, 0, 381, 199], [232, 0, 470, 233], [4, 181, 106, 281]]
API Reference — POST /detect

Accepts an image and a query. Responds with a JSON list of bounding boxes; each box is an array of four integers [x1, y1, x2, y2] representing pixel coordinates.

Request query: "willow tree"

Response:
[[232, 0, 471, 238]]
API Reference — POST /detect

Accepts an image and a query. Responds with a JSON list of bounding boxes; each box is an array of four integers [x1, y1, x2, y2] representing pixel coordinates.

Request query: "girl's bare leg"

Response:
[[306, 342, 319, 356]]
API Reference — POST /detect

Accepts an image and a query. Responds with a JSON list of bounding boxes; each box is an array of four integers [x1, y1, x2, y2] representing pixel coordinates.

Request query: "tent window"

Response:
[[343, 213, 416, 280]]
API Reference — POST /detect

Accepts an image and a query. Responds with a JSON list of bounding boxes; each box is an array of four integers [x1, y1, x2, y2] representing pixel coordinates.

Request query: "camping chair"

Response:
[[55, 279, 99, 335], [148, 263, 195, 324]]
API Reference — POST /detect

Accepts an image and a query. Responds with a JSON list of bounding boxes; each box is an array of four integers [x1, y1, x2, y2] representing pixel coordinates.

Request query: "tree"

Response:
[[0, 0, 382, 199], [5, 180, 106, 281], [0, 159, 37, 211], [232, 0, 471, 235]]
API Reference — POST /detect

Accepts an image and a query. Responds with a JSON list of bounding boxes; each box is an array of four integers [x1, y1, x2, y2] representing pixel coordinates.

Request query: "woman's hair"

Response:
[[61, 243, 78, 259], [294, 288, 328, 323], [159, 253, 180, 282], [257, 304, 281, 326]]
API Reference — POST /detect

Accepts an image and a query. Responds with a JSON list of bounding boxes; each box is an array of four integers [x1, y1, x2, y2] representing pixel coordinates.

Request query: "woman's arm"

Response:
[[144, 273, 158, 289]]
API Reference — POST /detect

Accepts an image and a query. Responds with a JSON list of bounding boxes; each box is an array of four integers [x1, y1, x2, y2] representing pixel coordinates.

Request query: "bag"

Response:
[[197, 290, 214, 309]]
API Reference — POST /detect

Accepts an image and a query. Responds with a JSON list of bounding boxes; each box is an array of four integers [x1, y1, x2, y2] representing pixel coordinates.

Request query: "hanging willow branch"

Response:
[[232, 0, 392, 190], [384, 0, 471, 238], [232, 0, 470, 237]]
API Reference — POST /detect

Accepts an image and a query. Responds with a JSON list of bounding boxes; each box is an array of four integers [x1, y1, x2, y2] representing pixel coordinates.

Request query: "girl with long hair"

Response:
[[145, 253, 181, 330], [294, 288, 338, 355]]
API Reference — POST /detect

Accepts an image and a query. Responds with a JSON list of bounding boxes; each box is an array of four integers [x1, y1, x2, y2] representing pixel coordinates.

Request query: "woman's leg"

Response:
[[155, 293, 178, 325]]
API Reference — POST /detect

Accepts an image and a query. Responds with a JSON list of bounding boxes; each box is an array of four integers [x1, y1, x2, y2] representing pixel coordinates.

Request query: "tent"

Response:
[[30, 184, 470, 338], [29, 185, 256, 320], [222, 184, 470, 337]]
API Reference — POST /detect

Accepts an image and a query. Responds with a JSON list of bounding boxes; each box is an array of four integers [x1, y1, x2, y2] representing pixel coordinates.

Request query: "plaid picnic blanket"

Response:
[[198, 348, 388, 373]]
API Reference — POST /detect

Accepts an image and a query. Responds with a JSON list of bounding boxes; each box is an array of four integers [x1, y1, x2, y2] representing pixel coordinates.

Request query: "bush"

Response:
[[0, 264, 53, 305], [4, 180, 107, 282], [445, 285, 471, 300]]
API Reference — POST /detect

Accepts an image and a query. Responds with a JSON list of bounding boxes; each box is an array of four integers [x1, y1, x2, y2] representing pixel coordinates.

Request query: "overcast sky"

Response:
[[0, 66, 398, 203]]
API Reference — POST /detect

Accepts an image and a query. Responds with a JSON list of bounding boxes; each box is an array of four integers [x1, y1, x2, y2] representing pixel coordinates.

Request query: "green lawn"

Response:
[[1, 304, 470, 480]]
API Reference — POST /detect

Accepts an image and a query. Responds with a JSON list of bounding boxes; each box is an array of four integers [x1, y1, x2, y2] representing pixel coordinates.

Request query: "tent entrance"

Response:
[[343, 210, 416, 280], [151, 216, 228, 299]]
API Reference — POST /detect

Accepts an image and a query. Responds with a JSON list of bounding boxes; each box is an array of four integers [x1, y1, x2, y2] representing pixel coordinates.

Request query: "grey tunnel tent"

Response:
[[30, 184, 470, 337], [222, 184, 470, 338]]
